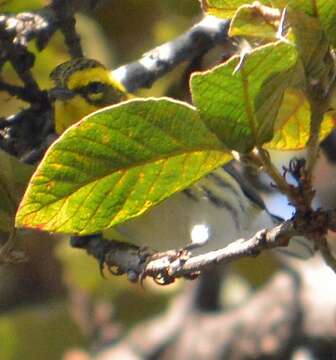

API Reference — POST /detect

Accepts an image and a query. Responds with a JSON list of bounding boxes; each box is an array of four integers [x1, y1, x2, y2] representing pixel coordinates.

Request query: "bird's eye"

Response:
[[87, 81, 105, 93]]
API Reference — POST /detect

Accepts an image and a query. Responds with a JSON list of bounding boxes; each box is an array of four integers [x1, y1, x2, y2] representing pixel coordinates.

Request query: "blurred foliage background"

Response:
[[1, 1, 336, 359]]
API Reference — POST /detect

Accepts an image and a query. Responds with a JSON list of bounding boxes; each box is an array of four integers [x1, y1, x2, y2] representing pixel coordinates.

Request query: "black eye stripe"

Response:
[[88, 81, 106, 93], [77, 81, 107, 95]]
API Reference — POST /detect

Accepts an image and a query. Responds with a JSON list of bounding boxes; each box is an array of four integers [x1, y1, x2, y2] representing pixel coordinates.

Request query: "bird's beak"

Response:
[[49, 87, 76, 101]]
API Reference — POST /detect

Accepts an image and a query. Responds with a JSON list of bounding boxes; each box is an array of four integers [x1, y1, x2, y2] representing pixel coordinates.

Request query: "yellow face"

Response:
[[50, 59, 127, 135], [53, 96, 98, 134]]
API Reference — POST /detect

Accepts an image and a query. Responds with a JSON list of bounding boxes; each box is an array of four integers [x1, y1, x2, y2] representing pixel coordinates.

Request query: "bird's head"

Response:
[[49, 58, 127, 134]]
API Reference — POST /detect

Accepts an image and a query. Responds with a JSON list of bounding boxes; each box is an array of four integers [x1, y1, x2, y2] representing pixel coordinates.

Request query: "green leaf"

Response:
[[287, 9, 330, 81], [266, 88, 334, 149], [203, 0, 336, 49], [317, 2, 336, 47], [0, 151, 33, 233], [285, 0, 335, 20], [202, 0, 277, 18], [202, 0, 244, 18], [273, 2, 336, 49], [16, 98, 231, 235], [285, 1, 315, 15], [191, 41, 298, 153], [229, 4, 279, 40]]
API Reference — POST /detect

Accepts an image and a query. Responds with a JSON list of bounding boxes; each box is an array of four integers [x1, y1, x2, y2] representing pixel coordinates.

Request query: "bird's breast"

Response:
[[54, 96, 99, 134]]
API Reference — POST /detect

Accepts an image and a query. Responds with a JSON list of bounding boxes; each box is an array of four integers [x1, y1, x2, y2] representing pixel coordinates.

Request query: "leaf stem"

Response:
[[306, 110, 323, 176], [256, 146, 295, 202]]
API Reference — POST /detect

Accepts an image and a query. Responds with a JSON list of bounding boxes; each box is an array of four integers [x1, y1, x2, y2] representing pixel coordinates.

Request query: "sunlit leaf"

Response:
[[267, 89, 335, 149], [16, 98, 231, 235], [202, 0, 277, 18], [229, 4, 279, 40], [203, 0, 336, 49], [191, 41, 298, 153]]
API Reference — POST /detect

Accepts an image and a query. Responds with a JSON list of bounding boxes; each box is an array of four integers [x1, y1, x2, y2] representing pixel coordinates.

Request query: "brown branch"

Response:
[[145, 221, 296, 281], [72, 207, 336, 285], [72, 220, 297, 285]]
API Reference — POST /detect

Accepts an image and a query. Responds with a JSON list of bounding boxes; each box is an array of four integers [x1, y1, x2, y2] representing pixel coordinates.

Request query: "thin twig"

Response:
[[0, 81, 48, 104], [0, 17, 41, 95], [50, 0, 83, 58]]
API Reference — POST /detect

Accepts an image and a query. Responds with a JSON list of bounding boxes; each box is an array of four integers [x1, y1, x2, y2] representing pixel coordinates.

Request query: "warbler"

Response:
[[49, 58, 310, 255], [49, 58, 128, 135]]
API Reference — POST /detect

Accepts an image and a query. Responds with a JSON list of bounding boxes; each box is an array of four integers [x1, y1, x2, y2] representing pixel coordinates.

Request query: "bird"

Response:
[[49, 57, 310, 256], [49, 58, 128, 135]]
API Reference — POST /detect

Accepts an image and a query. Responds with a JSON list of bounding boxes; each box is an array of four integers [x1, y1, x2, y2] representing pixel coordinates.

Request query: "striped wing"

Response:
[[116, 164, 274, 252]]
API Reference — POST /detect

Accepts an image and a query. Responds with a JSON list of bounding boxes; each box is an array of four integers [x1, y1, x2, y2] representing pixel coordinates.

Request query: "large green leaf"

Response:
[[266, 88, 334, 149], [0, 151, 33, 233], [191, 41, 298, 153], [16, 98, 231, 235]]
